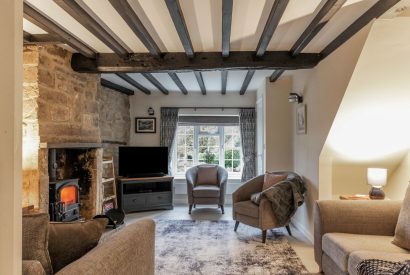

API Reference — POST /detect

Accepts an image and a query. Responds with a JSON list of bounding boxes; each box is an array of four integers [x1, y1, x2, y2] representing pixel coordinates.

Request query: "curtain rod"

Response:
[[168, 107, 255, 110]]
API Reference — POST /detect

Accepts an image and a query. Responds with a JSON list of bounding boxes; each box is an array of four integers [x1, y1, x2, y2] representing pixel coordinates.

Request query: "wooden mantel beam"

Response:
[[71, 51, 322, 73]]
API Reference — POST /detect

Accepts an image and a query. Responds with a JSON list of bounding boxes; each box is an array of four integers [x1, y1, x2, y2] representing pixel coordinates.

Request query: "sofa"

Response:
[[314, 200, 410, 275], [23, 215, 155, 275]]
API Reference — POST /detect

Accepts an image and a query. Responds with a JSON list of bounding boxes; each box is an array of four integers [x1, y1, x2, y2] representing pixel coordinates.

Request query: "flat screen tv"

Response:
[[119, 146, 168, 178]]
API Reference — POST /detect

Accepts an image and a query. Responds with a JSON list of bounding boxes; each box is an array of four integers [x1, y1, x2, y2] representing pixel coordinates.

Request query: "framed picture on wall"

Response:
[[135, 117, 156, 133], [296, 104, 306, 134]]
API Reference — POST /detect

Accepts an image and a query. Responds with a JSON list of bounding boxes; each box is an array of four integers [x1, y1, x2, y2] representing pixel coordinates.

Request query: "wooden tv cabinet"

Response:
[[117, 176, 173, 213]]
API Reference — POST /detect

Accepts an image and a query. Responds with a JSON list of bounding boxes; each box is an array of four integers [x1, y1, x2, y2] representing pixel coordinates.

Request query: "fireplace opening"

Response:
[[60, 185, 78, 207]]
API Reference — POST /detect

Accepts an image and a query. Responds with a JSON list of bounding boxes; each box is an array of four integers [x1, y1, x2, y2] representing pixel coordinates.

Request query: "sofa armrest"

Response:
[[23, 260, 46, 275], [56, 219, 155, 275], [232, 175, 264, 203], [314, 200, 402, 270]]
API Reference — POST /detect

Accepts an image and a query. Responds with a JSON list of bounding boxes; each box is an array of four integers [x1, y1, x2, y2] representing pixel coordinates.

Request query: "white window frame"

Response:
[[173, 125, 242, 179]]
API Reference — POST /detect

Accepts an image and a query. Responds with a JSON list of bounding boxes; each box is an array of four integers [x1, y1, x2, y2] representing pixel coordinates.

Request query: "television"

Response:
[[119, 146, 168, 178]]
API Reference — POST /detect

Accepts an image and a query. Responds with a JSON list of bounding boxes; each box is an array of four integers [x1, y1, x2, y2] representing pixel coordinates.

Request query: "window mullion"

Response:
[[220, 126, 224, 168], [194, 126, 199, 165]]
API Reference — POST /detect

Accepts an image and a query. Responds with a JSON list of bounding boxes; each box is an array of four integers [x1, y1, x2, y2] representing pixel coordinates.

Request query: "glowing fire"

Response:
[[60, 186, 77, 206]]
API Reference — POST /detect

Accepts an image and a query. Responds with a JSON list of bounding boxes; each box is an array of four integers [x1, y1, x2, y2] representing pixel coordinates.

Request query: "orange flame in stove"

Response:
[[60, 186, 77, 206]]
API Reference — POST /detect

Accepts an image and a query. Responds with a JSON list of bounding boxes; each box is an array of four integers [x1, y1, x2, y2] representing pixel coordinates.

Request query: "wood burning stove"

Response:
[[49, 179, 80, 222]]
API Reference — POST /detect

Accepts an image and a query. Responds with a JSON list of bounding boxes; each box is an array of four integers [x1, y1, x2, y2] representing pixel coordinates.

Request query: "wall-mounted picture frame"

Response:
[[135, 117, 156, 133], [296, 104, 306, 135]]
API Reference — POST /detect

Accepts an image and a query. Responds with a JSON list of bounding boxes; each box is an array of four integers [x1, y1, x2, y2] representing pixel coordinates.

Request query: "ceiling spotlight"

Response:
[[288, 93, 303, 103]]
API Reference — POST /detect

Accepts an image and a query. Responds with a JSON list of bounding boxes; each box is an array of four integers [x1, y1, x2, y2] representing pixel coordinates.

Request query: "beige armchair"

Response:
[[185, 165, 228, 214], [232, 173, 293, 243]]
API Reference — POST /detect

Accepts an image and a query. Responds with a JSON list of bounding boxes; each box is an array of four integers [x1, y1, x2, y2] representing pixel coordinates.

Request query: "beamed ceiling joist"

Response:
[[101, 78, 134, 95], [115, 73, 151, 95], [321, 0, 401, 57], [221, 70, 228, 95], [71, 51, 322, 73], [108, 0, 161, 56], [165, 0, 194, 58], [168, 72, 188, 95], [239, 70, 255, 95], [194, 71, 206, 95], [23, 31, 62, 45], [141, 73, 169, 95], [222, 0, 233, 57], [54, 0, 131, 57], [23, 1, 96, 58]]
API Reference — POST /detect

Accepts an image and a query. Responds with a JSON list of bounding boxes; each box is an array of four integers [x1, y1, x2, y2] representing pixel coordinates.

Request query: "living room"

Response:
[[2, 0, 410, 274]]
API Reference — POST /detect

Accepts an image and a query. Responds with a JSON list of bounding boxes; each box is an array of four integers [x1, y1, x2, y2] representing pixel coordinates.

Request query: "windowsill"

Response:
[[173, 174, 242, 182]]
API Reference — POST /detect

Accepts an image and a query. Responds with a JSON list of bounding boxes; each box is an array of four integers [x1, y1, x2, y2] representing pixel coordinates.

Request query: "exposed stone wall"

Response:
[[99, 86, 131, 175], [22, 45, 130, 211]]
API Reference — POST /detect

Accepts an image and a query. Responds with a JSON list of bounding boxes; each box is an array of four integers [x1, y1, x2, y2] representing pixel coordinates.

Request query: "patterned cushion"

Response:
[[393, 184, 410, 249], [262, 173, 287, 191], [48, 218, 108, 273], [356, 259, 410, 275], [22, 213, 53, 275], [196, 165, 218, 186], [250, 192, 262, 205]]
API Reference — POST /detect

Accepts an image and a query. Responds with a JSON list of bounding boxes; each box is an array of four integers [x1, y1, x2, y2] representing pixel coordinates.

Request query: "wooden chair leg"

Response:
[[220, 205, 224, 214], [234, 221, 239, 232], [285, 225, 292, 236], [262, 230, 267, 243], [189, 204, 193, 214]]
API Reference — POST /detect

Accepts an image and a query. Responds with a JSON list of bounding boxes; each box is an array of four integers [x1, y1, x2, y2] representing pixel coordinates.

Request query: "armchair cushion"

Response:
[[234, 200, 259, 218], [262, 173, 287, 191], [196, 165, 218, 186], [193, 185, 220, 198], [22, 213, 53, 275], [393, 184, 410, 249], [48, 218, 108, 272], [322, 233, 407, 272]]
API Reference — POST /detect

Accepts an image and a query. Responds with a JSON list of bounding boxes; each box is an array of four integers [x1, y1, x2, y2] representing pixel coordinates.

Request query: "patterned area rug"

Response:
[[155, 220, 308, 275]]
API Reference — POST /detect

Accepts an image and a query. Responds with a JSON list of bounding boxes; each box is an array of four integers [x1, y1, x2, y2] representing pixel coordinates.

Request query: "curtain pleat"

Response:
[[160, 107, 179, 175], [239, 108, 256, 182]]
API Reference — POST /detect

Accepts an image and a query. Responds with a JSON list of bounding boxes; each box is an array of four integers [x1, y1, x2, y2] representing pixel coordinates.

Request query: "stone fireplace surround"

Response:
[[23, 44, 131, 217]]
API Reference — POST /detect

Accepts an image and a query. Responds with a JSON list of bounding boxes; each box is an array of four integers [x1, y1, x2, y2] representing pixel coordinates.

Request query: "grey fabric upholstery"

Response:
[[314, 200, 406, 274], [186, 165, 228, 212], [232, 173, 298, 242]]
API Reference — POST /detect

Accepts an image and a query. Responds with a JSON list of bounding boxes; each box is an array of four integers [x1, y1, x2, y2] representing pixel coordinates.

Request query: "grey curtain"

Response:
[[239, 108, 256, 182], [160, 107, 179, 175]]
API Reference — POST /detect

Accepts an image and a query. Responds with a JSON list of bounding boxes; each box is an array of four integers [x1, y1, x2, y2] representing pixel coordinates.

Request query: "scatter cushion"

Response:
[[22, 213, 53, 275], [193, 185, 220, 198], [356, 259, 410, 275], [48, 218, 108, 273], [250, 192, 262, 205], [393, 184, 410, 250], [262, 173, 287, 191], [196, 165, 218, 186]]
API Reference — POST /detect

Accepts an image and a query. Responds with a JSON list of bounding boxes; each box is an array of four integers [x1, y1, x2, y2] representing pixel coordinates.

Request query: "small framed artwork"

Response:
[[296, 104, 306, 135], [135, 117, 156, 133]]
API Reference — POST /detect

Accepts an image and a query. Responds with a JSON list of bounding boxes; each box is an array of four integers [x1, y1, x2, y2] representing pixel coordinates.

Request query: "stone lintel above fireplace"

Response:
[[40, 142, 103, 149]]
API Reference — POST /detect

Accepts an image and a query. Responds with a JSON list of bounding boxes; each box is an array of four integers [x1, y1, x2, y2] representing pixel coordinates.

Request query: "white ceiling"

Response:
[[23, 0, 410, 94]]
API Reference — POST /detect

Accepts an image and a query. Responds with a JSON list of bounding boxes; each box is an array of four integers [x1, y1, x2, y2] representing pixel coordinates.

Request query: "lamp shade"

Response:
[[367, 168, 387, 187]]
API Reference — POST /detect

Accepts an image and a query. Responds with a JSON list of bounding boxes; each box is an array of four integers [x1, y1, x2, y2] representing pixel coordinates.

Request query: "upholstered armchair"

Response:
[[185, 165, 228, 214], [232, 172, 298, 243]]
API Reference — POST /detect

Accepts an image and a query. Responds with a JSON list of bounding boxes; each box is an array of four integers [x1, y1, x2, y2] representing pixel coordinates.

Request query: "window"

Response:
[[174, 125, 242, 177]]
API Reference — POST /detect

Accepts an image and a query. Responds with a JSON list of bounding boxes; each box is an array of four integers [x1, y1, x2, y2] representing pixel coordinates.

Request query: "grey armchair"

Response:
[[185, 165, 228, 214]]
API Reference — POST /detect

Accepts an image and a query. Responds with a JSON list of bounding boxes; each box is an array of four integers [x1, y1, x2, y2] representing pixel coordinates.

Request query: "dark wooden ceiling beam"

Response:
[[108, 0, 161, 56], [222, 0, 233, 57], [23, 31, 62, 45], [291, 0, 346, 56], [239, 70, 255, 95], [255, 0, 289, 57], [71, 51, 322, 73], [101, 78, 134, 95], [168, 72, 188, 95], [194, 71, 206, 95], [23, 1, 96, 58], [221, 70, 228, 95], [141, 73, 169, 95], [269, 70, 285, 82], [115, 73, 151, 95], [54, 0, 131, 57], [321, 0, 400, 57], [165, 0, 194, 58]]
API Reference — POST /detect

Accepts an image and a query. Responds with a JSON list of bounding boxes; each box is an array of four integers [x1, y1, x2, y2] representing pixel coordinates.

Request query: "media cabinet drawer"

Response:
[[146, 192, 172, 206], [123, 194, 146, 210]]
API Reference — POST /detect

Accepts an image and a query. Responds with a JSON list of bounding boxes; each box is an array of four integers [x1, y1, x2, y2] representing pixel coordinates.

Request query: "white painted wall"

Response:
[[0, 0, 22, 274], [385, 151, 410, 199], [129, 92, 256, 146], [290, 21, 373, 242]]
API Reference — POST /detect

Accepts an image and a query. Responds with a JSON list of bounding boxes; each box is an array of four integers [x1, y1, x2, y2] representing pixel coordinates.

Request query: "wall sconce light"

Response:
[[367, 168, 387, 200], [288, 93, 303, 103], [147, 107, 155, 116]]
